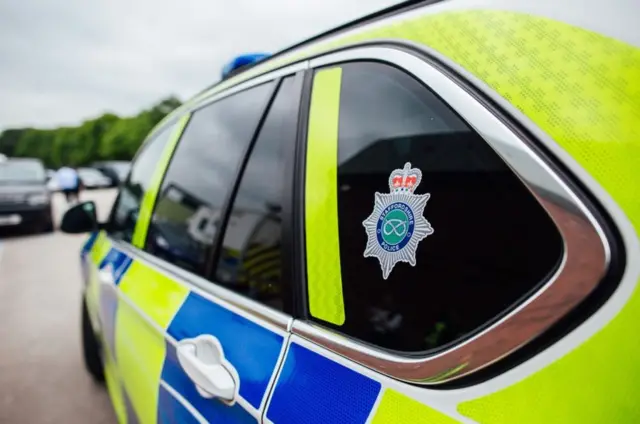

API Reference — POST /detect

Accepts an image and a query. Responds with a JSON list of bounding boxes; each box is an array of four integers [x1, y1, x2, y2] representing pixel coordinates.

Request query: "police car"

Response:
[[60, 0, 639, 422]]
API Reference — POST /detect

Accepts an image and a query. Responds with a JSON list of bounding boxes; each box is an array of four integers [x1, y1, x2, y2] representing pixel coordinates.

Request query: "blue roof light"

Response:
[[221, 53, 271, 79]]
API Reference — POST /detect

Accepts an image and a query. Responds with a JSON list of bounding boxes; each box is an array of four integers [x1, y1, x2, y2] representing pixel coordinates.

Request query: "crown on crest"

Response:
[[389, 162, 422, 194]]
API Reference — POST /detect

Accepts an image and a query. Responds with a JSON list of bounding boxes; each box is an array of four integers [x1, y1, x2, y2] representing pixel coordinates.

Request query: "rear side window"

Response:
[[214, 76, 300, 313], [145, 83, 273, 277], [305, 62, 563, 353], [108, 123, 176, 242]]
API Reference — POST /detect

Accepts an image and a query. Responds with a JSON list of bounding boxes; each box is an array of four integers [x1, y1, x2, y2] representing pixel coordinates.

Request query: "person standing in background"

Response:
[[56, 166, 82, 204]]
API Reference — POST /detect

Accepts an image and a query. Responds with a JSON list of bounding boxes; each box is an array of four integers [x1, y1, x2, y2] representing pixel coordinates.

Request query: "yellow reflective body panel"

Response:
[[372, 389, 460, 424], [305, 67, 346, 326], [85, 242, 189, 424], [115, 262, 189, 424], [83, 233, 130, 422], [366, 11, 640, 423], [103, 347, 128, 424], [290, 8, 640, 424], [91, 5, 639, 424], [84, 232, 112, 332], [83, 113, 192, 423]]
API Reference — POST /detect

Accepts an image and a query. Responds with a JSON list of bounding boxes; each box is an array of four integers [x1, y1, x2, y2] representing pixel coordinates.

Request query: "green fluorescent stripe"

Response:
[[132, 114, 191, 248], [305, 67, 345, 326]]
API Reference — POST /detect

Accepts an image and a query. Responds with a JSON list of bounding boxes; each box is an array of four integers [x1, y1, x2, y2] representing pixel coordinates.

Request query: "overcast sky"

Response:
[[0, 0, 397, 132]]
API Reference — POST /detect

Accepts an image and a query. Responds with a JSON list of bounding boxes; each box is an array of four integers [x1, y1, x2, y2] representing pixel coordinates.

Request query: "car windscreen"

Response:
[[0, 161, 46, 184]]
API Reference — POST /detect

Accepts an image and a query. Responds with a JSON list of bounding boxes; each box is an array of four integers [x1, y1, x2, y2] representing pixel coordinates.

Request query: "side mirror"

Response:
[[60, 201, 100, 234]]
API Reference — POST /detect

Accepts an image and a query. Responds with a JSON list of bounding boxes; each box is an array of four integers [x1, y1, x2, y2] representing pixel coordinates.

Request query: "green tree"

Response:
[[0, 128, 27, 157], [0, 96, 181, 168]]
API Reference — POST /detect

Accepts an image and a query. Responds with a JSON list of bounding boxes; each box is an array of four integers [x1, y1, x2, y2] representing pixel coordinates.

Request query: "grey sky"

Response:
[[0, 0, 397, 131]]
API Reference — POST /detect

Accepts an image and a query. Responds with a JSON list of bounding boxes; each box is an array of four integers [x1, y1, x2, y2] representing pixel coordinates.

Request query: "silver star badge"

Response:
[[362, 162, 434, 279]]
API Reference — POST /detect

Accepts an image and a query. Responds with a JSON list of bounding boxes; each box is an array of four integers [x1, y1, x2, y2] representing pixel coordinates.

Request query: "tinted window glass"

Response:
[[108, 123, 175, 242], [312, 62, 563, 353], [145, 83, 273, 276], [215, 77, 298, 312]]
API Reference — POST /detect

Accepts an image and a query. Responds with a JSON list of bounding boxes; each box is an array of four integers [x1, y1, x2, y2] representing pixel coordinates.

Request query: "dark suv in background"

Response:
[[0, 156, 54, 233]]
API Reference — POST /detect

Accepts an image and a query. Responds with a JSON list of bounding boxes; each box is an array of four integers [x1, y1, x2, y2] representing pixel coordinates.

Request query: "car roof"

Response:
[[195, 0, 432, 98], [147, 0, 440, 138], [150, 0, 637, 140]]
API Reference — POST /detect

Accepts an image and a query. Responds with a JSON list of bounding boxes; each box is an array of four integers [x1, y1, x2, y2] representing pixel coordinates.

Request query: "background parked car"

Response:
[[78, 167, 113, 189], [92, 161, 131, 187], [0, 155, 54, 233]]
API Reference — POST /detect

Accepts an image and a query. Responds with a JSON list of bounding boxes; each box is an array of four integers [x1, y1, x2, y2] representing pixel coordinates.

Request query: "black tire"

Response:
[[41, 215, 54, 233], [82, 298, 105, 383]]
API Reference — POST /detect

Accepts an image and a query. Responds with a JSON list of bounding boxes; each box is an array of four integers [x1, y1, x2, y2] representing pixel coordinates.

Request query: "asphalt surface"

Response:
[[0, 189, 118, 424]]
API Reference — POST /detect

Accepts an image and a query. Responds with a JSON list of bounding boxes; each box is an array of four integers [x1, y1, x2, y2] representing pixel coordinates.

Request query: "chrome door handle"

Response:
[[176, 335, 239, 404], [98, 263, 114, 285]]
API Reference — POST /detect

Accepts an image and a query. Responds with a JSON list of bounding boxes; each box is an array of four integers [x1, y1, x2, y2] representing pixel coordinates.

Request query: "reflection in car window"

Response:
[[311, 62, 563, 353], [145, 82, 273, 277], [215, 77, 298, 313], [108, 123, 176, 242]]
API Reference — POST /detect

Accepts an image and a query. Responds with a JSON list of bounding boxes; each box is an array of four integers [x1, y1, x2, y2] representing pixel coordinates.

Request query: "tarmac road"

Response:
[[0, 189, 118, 424]]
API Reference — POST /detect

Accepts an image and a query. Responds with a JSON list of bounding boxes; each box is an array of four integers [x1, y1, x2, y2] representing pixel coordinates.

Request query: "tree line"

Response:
[[0, 97, 182, 169]]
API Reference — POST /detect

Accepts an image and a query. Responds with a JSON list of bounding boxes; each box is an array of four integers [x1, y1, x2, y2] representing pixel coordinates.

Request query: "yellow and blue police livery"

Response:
[[62, 0, 639, 422]]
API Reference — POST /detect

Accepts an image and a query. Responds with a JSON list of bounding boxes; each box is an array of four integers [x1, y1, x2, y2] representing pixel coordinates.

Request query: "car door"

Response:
[[97, 66, 305, 424], [263, 47, 607, 423], [147, 71, 305, 423], [81, 118, 187, 423]]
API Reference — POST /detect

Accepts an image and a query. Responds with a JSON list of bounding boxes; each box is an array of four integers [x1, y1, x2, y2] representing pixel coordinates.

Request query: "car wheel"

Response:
[[42, 217, 54, 233], [81, 297, 105, 383]]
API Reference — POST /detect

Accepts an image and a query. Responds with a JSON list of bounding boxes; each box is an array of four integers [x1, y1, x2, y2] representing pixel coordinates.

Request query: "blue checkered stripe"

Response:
[[266, 342, 382, 424], [159, 290, 286, 422]]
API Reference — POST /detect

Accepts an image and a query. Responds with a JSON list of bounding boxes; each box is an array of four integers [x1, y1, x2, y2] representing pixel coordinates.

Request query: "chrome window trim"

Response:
[[184, 60, 310, 114], [295, 46, 610, 384], [110, 238, 292, 332]]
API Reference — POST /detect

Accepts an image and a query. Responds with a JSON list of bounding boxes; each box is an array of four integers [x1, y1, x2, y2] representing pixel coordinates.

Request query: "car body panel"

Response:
[[84, 237, 289, 423], [303, 67, 345, 327], [266, 335, 466, 424], [174, 0, 637, 113], [79, 1, 639, 422], [258, 7, 637, 424], [265, 341, 381, 424], [115, 258, 184, 424], [157, 383, 203, 424], [164, 291, 284, 411]]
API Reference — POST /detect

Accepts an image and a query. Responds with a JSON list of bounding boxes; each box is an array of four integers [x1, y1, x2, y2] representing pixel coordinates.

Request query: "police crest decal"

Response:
[[362, 162, 434, 279]]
